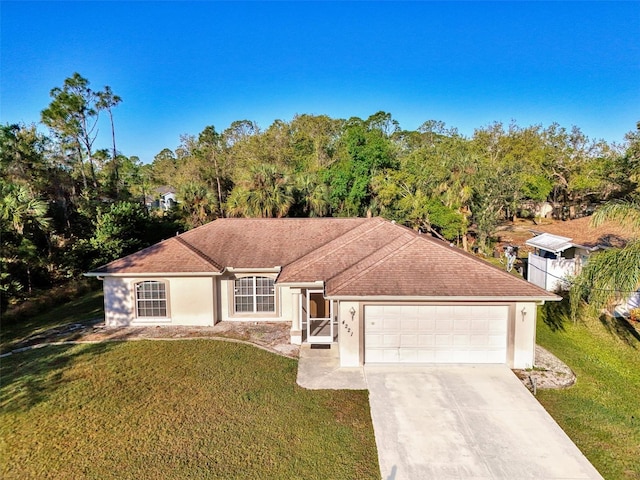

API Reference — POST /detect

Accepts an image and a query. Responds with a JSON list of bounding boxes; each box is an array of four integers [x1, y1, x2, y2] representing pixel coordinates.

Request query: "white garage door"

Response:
[[365, 305, 509, 364]]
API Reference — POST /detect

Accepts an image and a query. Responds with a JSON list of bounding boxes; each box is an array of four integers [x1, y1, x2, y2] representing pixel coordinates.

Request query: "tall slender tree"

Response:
[[41, 73, 101, 189], [96, 86, 123, 195]]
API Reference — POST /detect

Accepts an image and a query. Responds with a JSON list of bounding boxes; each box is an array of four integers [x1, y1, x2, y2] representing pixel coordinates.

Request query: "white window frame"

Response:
[[234, 276, 275, 314], [135, 280, 169, 318]]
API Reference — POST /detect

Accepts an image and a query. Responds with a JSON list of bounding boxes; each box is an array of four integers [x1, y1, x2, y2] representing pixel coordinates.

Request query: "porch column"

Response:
[[290, 289, 302, 345]]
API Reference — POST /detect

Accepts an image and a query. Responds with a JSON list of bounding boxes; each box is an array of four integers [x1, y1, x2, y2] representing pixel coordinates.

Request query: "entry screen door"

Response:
[[306, 290, 334, 344]]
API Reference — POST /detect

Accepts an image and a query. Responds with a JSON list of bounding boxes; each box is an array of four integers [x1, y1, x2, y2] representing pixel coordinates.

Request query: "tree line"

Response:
[[2, 72, 639, 311]]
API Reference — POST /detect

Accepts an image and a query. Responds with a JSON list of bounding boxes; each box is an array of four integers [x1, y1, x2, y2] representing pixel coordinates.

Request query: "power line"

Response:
[[522, 258, 640, 294]]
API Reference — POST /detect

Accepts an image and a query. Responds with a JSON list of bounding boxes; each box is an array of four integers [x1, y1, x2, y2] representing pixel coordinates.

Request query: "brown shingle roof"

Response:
[[278, 218, 414, 283], [531, 216, 635, 249], [327, 234, 554, 298], [90, 217, 556, 299], [92, 237, 223, 274], [180, 217, 368, 268]]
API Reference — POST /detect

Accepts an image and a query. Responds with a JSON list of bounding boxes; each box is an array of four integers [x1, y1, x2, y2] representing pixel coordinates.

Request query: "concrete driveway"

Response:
[[365, 365, 603, 480]]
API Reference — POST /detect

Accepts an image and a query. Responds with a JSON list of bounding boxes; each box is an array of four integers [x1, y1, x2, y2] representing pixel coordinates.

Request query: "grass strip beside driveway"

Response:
[[1, 340, 379, 479], [536, 312, 640, 480]]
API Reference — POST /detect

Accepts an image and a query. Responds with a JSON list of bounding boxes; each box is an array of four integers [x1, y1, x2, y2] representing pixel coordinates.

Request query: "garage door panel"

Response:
[[453, 334, 471, 346], [400, 334, 418, 347], [382, 334, 400, 347], [471, 318, 489, 331], [417, 350, 436, 362], [365, 305, 509, 364], [383, 317, 401, 330], [398, 349, 418, 362], [435, 318, 453, 331], [469, 335, 489, 346], [488, 318, 507, 332], [488, 334, 507, 346], [382, 349, 399, 362], [453, 318, 471, 331], [401, 317, 418, 330], [418, 317, 435, 330], [365, 333, 382, 347]]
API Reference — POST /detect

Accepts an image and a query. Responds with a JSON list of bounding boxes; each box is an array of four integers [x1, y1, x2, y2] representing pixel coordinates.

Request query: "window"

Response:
[[234, 276, 275, 313], [135, 281, 167, 317]]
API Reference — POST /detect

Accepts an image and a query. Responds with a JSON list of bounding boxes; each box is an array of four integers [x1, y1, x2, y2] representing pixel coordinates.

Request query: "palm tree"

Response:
[[227, 164, 293, 218], [0, 182, 51, 296], [294, 173, 329, 217], [178, 183, 219, 229], [0, 182, 51, 235], [570, 200, 640, 318]]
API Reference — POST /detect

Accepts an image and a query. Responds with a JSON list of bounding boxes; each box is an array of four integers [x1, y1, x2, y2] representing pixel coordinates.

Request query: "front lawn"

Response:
[[0, 340, 379, 479], [536, 307, 640, 480]]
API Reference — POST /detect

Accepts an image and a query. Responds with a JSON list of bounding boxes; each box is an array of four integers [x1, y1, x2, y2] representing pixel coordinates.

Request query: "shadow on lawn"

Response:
[[540, 295, 572, 332], [0, 342, 113, 413], [599, 314, 640, 347]]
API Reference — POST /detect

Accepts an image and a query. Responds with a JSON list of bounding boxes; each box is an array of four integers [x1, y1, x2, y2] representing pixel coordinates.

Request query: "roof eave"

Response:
[[84, 271, 223, 278], [327, 294, 561, 302]]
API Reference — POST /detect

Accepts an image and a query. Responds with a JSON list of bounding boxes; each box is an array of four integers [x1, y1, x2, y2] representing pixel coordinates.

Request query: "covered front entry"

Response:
[[305, 290, 334, 344], [364, 305, 509, 363]]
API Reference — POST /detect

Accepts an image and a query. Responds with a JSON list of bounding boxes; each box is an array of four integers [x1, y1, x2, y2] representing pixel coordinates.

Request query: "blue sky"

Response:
[[2, 1, 639, 163]]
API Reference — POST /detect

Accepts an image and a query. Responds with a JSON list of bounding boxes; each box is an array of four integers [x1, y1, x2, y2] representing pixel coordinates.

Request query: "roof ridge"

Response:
[[174, 236, 223, 271], [281, 218, 387, 277], [328, 233, 417, 294]]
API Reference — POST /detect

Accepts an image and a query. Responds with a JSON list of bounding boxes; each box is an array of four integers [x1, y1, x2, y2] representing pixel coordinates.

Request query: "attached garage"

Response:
[[364, 305, 509, 364]]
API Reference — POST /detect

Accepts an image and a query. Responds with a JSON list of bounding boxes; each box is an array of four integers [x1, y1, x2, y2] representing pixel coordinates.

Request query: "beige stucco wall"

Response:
[[218, 275, 293, 322], [338, 301, 361, 367], [512, 301, 537, 369], [103, 276, 216, 327], [103, 276, 134, 327]]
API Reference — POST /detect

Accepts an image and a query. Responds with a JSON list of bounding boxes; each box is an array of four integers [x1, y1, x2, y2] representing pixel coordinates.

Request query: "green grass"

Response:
[[0, 289, 104, 352], [0, 340, 379, 479], [536, 306, 640, 480]]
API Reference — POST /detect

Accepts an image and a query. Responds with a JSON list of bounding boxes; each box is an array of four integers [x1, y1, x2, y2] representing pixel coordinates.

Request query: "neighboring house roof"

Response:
[[525, 233, 574, 254], [89, 217, 556, 300], [156, 186, 176, 196], [529, 216, 634, 250]]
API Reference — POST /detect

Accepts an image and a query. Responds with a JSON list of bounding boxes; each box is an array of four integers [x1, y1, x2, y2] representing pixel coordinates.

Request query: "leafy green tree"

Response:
[[325, 113, 398, 216], [290, 114, 343, 170], [150, 148, 178, 186], [195, 126, 232, 217], [1, 124, 50, 192], [90, 202, 151, 265]]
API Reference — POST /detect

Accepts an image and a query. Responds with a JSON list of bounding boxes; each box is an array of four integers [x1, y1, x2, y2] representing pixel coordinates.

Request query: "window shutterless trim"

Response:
[[135, 280, 169, 318], [233, 276, 275, 313]]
